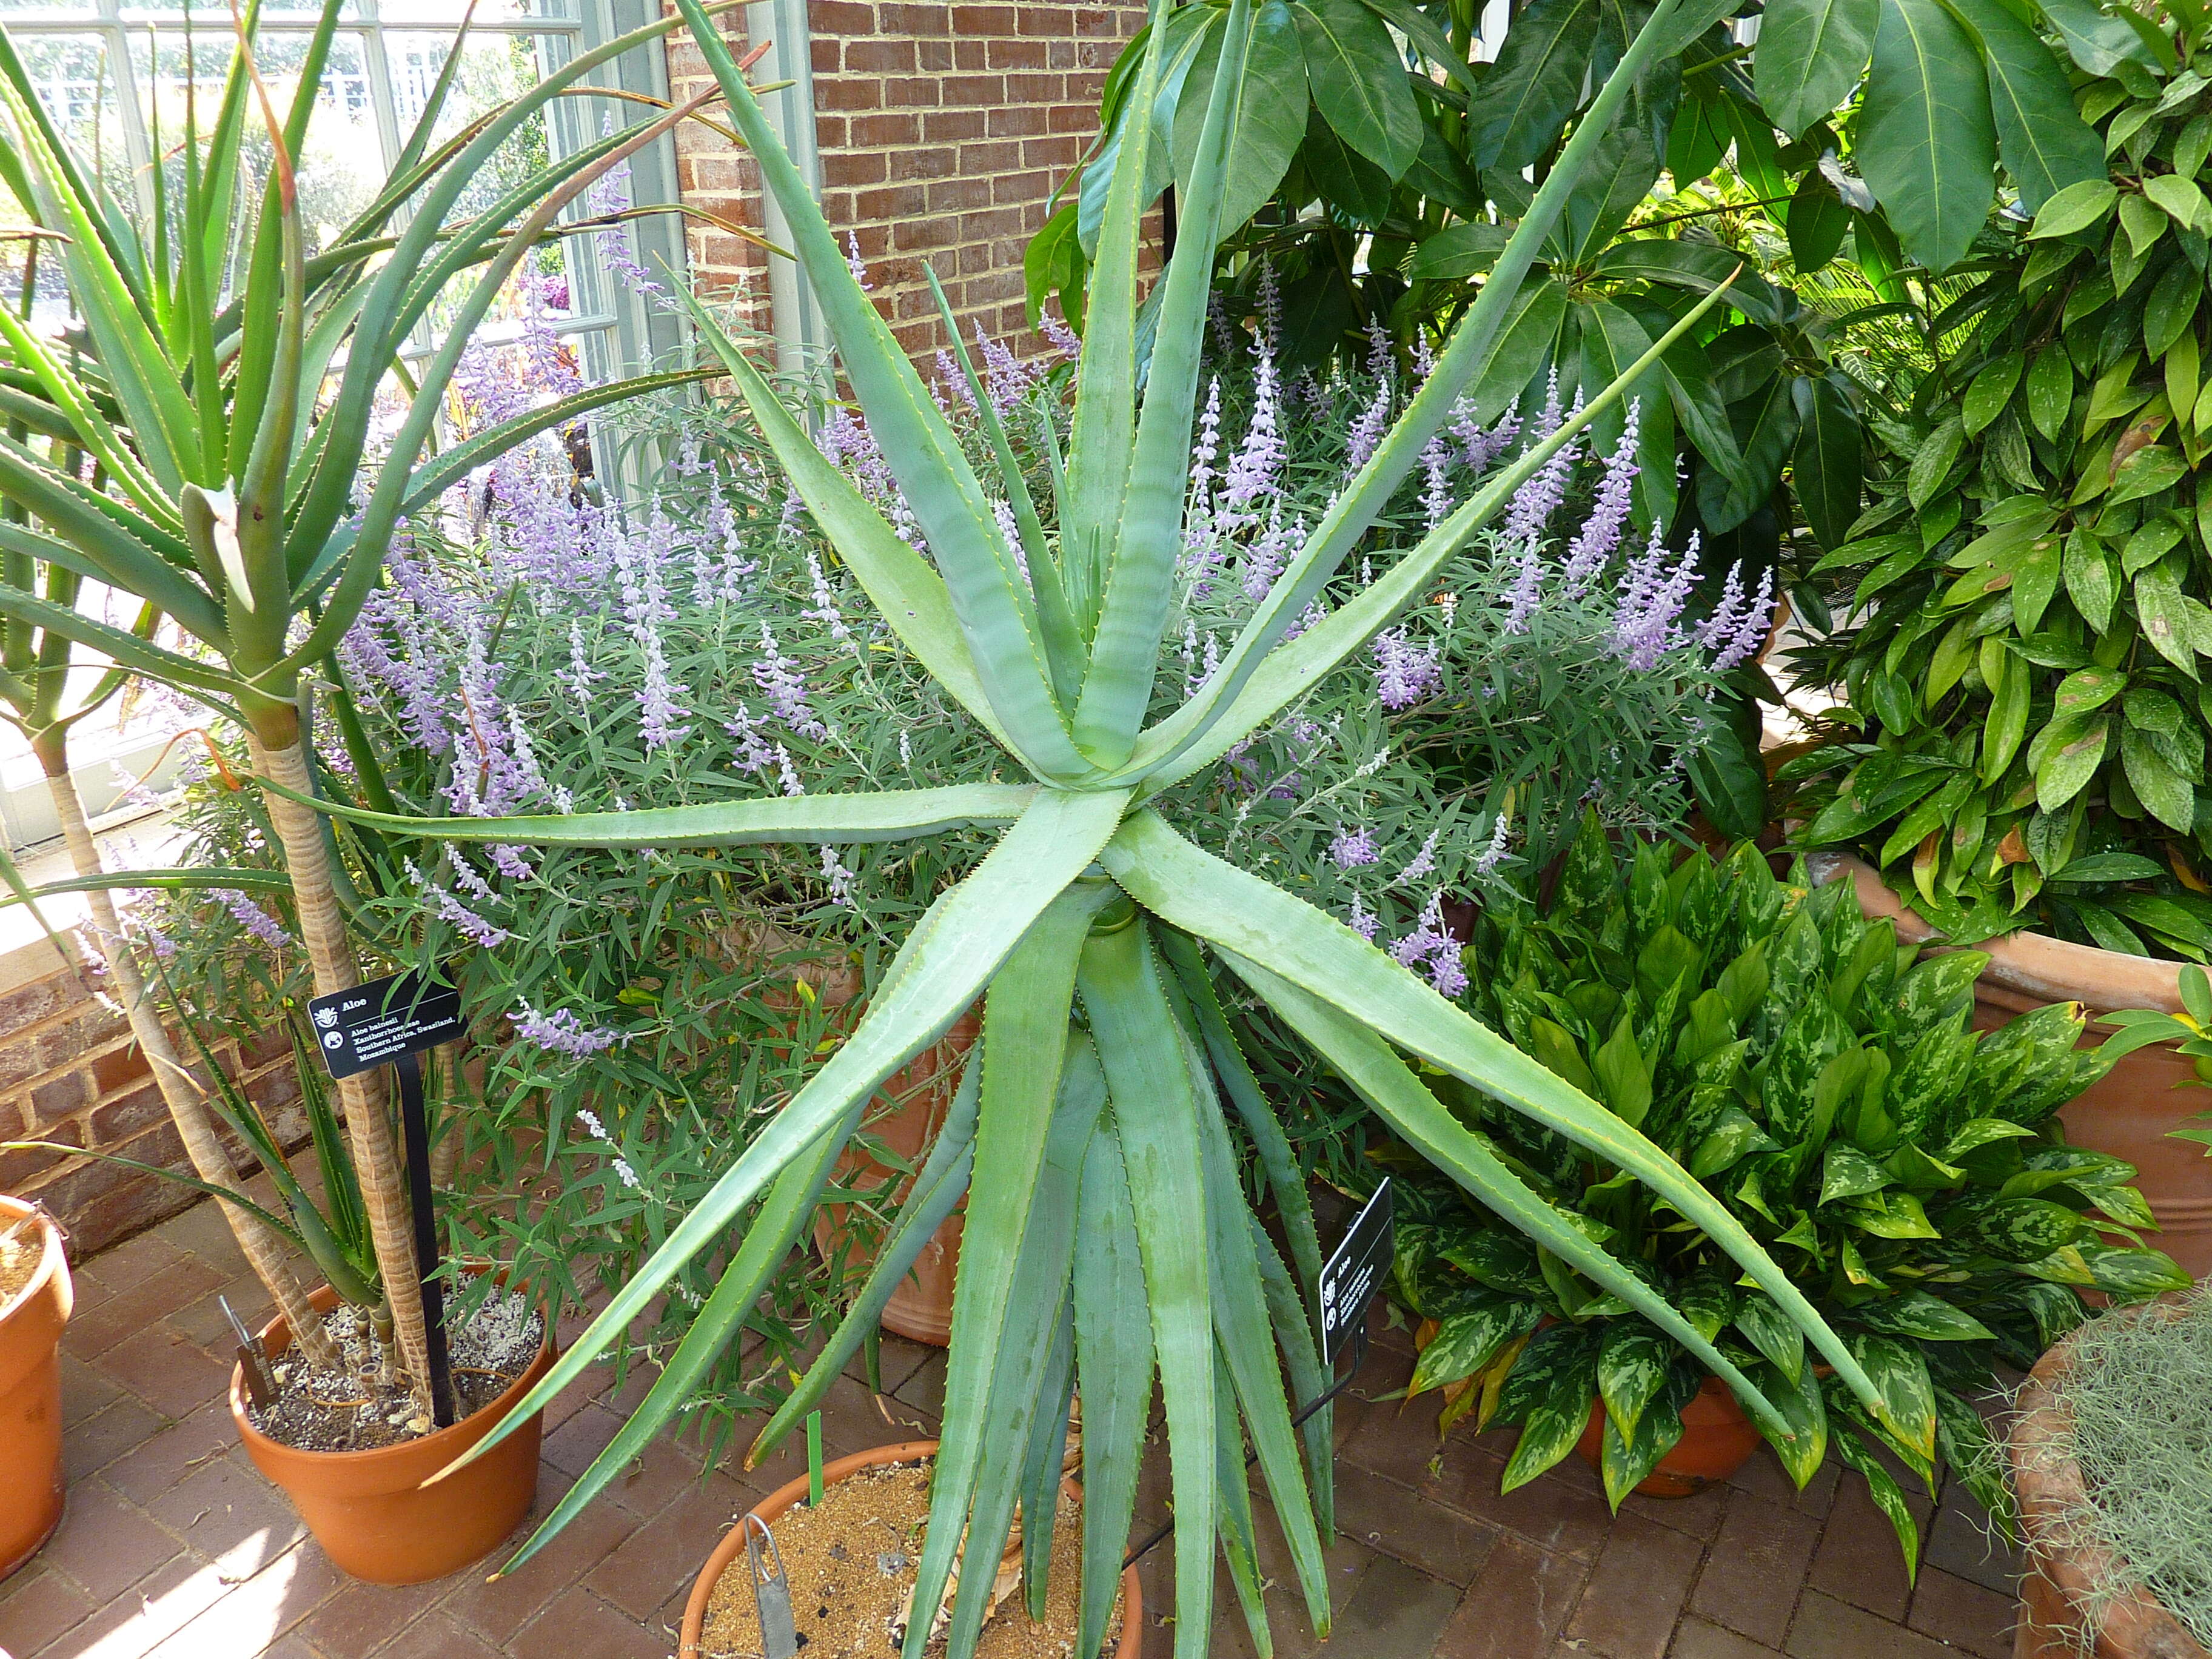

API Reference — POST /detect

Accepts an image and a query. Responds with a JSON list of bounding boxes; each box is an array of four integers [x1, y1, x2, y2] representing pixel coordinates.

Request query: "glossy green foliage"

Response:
[[1386, 814, 2185, 1563], [1786, 42, 2212, 958]]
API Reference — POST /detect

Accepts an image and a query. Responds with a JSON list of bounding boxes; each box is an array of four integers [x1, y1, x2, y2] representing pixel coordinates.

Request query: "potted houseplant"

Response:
[[1783, 8, 2212, 1277], [1389, 817, 2187, 1566], [0, 1196, 71, 1578], [0, 0, 719, 1438], [2008, 1288, 2212, 1658], [679, 1436, 1144, 1659], [291, 2, 1914, 1655], [9, 1011, 557, 1584]]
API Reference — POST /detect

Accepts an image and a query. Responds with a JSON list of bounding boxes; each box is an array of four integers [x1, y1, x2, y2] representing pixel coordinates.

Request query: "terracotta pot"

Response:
[[1817, 854, 2211, 1281], [811, 1011, 981, 1346], [1573, 1375, 1764, 1498], [0, 1196, 72, 1580], [679, 1438, 1142, 1659], [231, 1279, 555, 1585], [2008, 1293, 2208, 1658]]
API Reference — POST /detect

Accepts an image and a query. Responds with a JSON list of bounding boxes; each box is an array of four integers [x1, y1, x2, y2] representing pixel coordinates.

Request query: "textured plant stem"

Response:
[[38, 751, 340, 1372], [247, 728, 434, 1411]]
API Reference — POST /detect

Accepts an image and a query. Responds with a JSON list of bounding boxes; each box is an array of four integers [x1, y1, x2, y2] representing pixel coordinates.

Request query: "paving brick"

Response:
[[1563, 1510, 1706, 1659], [64, 1257, 225, 1358], [99, 1398, 236, 1505], [1729, 1446, 1842, 1518], [1906, 1566, 2016, 1659], [1923, 1491, 2022, 1598], [440, 1495, 640, 1643], [1671, 1616, 1786, 1657], [55, 1350, 122, 1428], [1785, 1589, 1957, 1658], [293, 1574, 451, 1658], [1422, 1436, 1617, 1559], [75, 1228, 184, 1295], [141, 1449, 308, 1581], [0, 1566, 96, 1655], [1433, 1533, 1590, 1659], [140, 1541, 343, 1657], [583, 1473, 751, 1620], [1335, 1458, 1499, 1587], [1319, 1553, 1462, 1657], [508, 1584, 662, 1658], [1624, 1477, 1734, 1542], [1808, 1475, 1917, 1620], [32, 1477, 187, 1603], [358, 1607, 509, 1658], [61, 1394, 164, 1482], [25, 1554, 227, 1659], [95, 1326, 232, 1427], [1689, 1492, 1822, 1646]]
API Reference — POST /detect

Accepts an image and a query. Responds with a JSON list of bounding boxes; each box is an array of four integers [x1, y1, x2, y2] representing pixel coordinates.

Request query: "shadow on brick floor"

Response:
[[0, 1197, 2023, 1658]]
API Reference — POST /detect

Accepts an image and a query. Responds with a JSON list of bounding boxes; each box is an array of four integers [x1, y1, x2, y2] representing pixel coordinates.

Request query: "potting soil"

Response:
[[700, 1457, 1122, 1658], [0, 1222, 37, 1309], [247, 1289, 542, 1452]]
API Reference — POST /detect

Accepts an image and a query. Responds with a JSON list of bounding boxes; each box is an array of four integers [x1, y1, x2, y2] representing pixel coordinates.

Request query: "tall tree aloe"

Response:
[[304, 2, 1897, 1652], [0, 1, 728, 1410]]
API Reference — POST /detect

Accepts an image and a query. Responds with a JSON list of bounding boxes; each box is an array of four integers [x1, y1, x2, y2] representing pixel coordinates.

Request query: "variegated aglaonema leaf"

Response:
[[260, 0, 1906, 1651]]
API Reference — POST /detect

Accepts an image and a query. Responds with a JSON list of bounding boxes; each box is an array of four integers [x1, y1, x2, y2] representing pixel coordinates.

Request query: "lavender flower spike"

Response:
[[515, 1001, 626, 1056], [1329, 826, 1381, 868], [1500, 374, 1583, 550], [1562, 398, 1640, 585]]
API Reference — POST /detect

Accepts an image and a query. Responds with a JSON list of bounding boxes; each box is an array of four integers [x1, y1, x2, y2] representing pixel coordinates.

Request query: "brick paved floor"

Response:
[[0, 1196, 2025, 1658]]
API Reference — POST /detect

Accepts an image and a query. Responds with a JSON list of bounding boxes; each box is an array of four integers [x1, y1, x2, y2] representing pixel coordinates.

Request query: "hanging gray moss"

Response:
[[2033, 1287, 2212, 1649]]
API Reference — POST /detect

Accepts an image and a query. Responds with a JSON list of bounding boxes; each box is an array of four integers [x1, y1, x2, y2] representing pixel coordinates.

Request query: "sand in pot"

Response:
[[0, 1218, 39, 1308], [700, 1457, 1121, 1659]]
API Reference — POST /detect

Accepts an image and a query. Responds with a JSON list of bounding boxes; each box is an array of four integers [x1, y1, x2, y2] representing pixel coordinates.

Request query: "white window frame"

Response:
[[1, 0, 687, 383]]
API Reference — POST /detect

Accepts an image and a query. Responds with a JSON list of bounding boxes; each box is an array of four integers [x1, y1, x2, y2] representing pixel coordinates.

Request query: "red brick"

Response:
[[823, 149, 890, 187], [89, 1078, 169, 1145], [1808, 1476, 1917, 1619], [882, 73, 945, 105], [988, 35, 1050, 67], [98, 1319, 233, 1418], [989, 102, 1051, 136], [1785, 1590, 1956, 1657], [1672, 1619, 1785, 1658], [843, 36, 916, 73], [953, 35, 990, 67], [878, 1, 950, 29], [1562, 1511, 1705, 1659], [31, 1065, 90, 1124], [1434, 1534, 1591, 1658], [811, 0, 873, 27], [88, 1039, 153, 1094], [34, 1478, 187, 1601], [943, 72, 1008, 105], [951, 2, 1016, 25], [1905, 1567, 2015, 1659], [1691, 1492, 1822, 1646], [0, 1565, 97, 1654]]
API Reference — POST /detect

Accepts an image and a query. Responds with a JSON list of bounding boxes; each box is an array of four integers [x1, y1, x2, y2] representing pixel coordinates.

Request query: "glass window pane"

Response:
[[124, 30, 384, 254], [12, 32, 133, 192]]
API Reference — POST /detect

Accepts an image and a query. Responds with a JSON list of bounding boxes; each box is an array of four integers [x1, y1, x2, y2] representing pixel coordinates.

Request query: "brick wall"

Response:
[[0, 943, 303, 1258], [667, 0, 1145, 360]]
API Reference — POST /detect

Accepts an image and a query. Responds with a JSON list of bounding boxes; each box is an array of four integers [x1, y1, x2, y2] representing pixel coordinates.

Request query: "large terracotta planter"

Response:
[[679, 1438, 1142, 1659], [0, 1196, 72, 1580], [1574, 1375, 1764, 1498], [811, 1011, 980, 1346], [232, 1281, 555, 1584], [2009, 1295, 2209, 1658], [1818, 854, 2212, 1280]]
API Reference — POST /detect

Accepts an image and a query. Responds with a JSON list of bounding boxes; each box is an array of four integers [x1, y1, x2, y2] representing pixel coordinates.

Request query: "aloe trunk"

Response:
[[248, 723, 431, 1396], [34, 734, 340, 1371]]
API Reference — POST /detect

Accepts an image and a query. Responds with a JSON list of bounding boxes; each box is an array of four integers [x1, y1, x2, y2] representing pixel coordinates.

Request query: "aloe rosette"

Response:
[[304, 0, 1892, 1651]]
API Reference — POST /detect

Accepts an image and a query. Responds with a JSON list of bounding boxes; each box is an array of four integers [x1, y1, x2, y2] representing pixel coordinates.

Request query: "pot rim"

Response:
[[677, 1436, 1143, 1659], [1813, 852, 2192, 1016], [0, 1195, 68, 1333], [229, 1270, 554, 1472], [2010, 1292, 2210, 1656]]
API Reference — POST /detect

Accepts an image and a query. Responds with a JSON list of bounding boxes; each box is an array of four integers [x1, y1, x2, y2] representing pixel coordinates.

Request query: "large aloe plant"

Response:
[[305, 0, 1888, 1651], [0, 1, 725, 1410]]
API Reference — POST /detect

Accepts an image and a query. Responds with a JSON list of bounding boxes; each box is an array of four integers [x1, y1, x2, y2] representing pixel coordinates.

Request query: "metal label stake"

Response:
[[310, 968, 468, 1428], [743, 1513, 800, 1659]]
